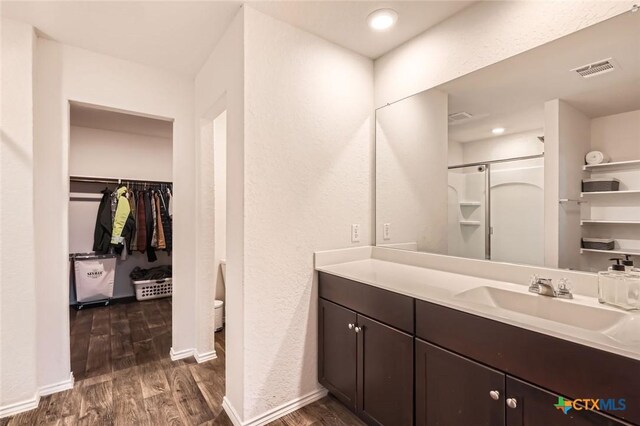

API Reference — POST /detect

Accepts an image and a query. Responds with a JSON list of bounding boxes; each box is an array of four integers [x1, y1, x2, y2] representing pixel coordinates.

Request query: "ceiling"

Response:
[[1, 1, 474, 77], [1, 1, 243, 77], [444, 10, 640, 143], [248, 1, 473, 59]]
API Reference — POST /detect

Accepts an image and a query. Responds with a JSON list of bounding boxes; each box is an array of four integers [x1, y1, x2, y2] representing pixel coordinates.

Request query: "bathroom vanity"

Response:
[[316, 249, 640, 426]]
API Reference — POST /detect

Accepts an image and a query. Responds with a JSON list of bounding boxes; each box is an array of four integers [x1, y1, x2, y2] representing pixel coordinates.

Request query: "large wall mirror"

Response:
[[376, 10, 639, 273]]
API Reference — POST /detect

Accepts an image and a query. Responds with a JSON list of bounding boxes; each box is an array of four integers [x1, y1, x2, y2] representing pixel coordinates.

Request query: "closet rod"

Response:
[[69, 175, 172, 185]]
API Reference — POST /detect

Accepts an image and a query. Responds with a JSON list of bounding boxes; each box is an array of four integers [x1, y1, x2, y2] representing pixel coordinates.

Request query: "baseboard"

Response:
[[194, 350, 217, 363], [222, 397, 243, 426], [223, 388, 328, 426], [0, 392, 40, 419], [0, 372, 76, 418], [169, 347, 195, 361], [39, 372, 75, 396]]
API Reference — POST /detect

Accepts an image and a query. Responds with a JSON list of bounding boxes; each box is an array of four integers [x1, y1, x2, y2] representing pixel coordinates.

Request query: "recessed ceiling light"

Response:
[[367, 9, 398, 31], [492, 127, 505, 135]]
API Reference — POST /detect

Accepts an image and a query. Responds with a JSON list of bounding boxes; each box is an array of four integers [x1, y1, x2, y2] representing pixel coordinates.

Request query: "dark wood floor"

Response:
[[1, 299, 363, 426]]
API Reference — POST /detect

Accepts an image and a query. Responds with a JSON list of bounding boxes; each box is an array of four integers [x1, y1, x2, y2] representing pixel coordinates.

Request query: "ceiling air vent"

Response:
[[572, 58, 616, 78], [448, 112, 473, 123]]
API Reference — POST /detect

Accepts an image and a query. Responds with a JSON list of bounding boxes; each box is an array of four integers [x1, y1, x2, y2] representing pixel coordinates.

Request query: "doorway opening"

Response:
[[67, 102, 175, 381]]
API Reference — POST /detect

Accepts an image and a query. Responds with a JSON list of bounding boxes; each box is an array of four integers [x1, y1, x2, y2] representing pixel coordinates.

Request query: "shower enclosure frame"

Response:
[[448, 153, 544, 261]]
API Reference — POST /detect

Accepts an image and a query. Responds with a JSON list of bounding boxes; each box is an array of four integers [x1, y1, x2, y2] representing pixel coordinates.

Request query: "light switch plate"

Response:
[[351, 224, 360, 243]]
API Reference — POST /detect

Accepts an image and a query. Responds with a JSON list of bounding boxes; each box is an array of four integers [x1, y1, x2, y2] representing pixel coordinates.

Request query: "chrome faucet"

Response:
[[528, 275, 573, 299]]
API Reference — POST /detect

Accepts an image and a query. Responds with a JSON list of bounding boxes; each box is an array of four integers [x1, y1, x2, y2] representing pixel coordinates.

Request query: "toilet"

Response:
[[215, 259, 226, 332]]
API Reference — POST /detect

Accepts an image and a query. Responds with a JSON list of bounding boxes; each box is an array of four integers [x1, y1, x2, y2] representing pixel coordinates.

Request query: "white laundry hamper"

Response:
[[214, 300, 224, 331], [133, 278, 173, 301], [72, 253, 116, 308]]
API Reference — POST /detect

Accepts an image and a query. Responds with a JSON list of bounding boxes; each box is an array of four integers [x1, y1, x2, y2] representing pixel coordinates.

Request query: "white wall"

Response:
[[590, 110, 640, 162], [455, 129, 544, 165], [374, 1, 632, 107], [69, 125, 172, 181], [213, 111, 227, 302], [0, 18, 38, 414], [34, 38, 195, 392], [194, 7, 245, 415], [544, 99, 590, 270], [376, 89, 449, 252], [240, 6, 373, 421]]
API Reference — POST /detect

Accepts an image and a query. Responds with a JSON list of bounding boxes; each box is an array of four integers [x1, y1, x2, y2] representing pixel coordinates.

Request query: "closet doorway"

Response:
[[67, 103, 175, 382]]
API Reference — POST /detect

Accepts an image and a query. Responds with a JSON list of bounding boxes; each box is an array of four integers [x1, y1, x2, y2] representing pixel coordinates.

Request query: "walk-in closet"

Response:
[[68, 103, 175, 381]]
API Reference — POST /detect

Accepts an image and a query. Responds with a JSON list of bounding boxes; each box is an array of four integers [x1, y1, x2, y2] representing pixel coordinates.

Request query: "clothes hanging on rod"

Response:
[[86, 178, 173, 262]]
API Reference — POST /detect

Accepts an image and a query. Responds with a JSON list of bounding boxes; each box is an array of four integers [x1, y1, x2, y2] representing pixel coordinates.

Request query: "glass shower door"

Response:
[[447, 165, 488, 260]]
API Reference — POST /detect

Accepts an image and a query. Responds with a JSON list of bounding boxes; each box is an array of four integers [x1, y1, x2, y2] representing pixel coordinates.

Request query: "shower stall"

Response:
[[447, 154, 545, 266]]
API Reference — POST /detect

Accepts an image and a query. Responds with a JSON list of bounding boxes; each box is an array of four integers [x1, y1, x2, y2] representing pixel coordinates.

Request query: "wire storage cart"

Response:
[[71, 253, 116, 309]]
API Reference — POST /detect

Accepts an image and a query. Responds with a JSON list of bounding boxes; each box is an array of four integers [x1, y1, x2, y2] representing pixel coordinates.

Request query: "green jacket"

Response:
[[111, 187, 131, 245]]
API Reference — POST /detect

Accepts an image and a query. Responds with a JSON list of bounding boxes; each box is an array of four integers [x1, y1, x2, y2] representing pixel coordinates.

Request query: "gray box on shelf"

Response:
[[582, 178, 620, 192], [581, 238, 615, 250]]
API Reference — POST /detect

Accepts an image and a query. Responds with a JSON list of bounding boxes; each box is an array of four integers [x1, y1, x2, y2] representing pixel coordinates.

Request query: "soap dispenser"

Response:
[[598, 258, 640, 310], [622, 254, 635, 272]]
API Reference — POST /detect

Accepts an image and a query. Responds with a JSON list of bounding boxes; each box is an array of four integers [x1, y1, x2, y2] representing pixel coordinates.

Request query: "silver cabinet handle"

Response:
[[506, 398, 517, 409], [489, 390, 500, 401], [354, 326, 363, 333], [348, 323, 354, 330]]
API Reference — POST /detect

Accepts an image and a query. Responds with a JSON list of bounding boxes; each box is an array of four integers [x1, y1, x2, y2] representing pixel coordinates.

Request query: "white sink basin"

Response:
[[455, 286, 627, 331]]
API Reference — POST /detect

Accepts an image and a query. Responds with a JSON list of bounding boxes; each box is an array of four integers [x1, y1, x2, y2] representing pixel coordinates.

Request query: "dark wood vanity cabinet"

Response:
[[318, 298, 413, 426], [318, 298, 357, 410], [357, 314, 413, 426], [415, 340, 628, 426], [415, 339, 505, 426], [318, 272, 638, 426], [318, 272, 414, 426]]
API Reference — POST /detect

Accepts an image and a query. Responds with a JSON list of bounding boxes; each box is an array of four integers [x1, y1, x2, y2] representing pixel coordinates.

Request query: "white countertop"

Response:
[[316, 256, 640, 361]]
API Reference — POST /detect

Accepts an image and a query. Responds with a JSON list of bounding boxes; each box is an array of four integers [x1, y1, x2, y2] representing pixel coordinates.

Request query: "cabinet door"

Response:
[[318, 299, 358, 410], [416, 339, 505, 426], [506, 376, 631, 426], [357, 314, 413, 426]]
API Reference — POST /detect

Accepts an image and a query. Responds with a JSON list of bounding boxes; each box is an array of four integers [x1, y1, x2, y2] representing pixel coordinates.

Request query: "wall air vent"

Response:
[[448, 112, 473, 123], [572, 58, 616, 78]]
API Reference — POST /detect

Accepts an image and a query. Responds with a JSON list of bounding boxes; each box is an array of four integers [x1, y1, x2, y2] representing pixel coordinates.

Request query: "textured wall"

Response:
[[193, 8, 245, 414], [376, 89, 448, 252], [34, 38, 195, 390], [242, 6, 373, 420], [0, 18, 38, 410], [591, 110, 640, 161], [69, 125, 172, 181], [459, 129, 544, 165], [374, 1, 632, 107]]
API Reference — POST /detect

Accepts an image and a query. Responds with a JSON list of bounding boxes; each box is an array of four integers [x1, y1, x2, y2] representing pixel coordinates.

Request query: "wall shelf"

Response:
[[581, 190, 640, 197], [581, 220, 640, 225], [459, 201, 481, 207], [581, 248, 640, 256], [459, 221, 481, 226], [583, 159, 640, 172]]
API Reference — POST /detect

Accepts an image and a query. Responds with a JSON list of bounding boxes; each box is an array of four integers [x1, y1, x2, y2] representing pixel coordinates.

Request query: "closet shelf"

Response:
[[583, 159, 640, 172], [580, 190, 640, 197], [581, 248, 640, 256], [459, 201, 481, 207], [581, 220, 640, 225], [70, 192, 103, 200], [459, 221, 481, 226]]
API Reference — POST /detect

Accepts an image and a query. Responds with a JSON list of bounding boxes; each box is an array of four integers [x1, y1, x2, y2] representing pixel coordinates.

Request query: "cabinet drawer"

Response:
[[416, 300, 640, 425], [319, 272, 414, 334]]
